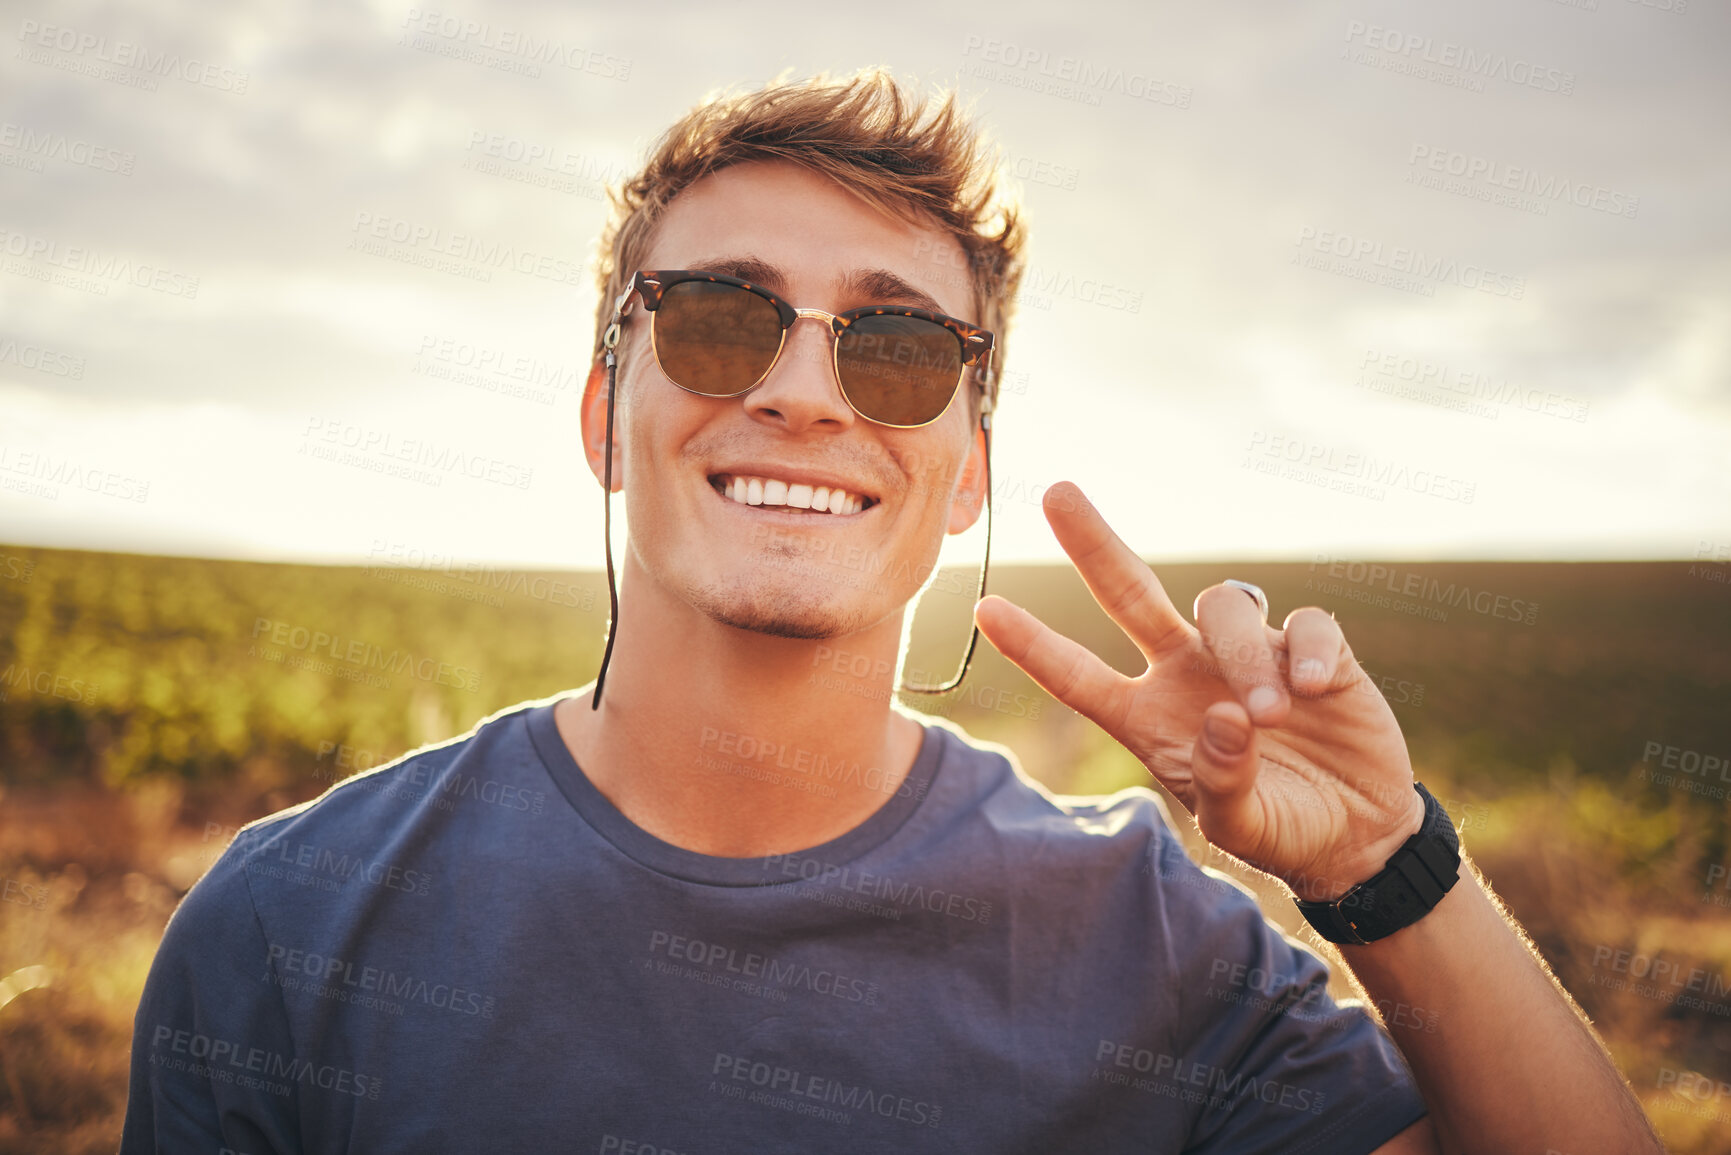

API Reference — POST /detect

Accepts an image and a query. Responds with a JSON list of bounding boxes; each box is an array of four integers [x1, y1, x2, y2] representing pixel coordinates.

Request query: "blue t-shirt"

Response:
[[123, 697, 1427, 1153]]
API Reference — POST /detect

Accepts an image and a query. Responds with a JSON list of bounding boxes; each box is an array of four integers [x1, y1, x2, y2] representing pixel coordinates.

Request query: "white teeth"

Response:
[[717, 474, 869, 516]]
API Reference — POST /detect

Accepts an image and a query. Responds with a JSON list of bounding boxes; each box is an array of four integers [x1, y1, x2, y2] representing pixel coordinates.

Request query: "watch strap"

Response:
[[1295, 783, 1461, 945]]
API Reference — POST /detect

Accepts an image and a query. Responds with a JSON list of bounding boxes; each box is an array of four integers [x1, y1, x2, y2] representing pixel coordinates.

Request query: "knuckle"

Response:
[[1056, 647, 1089, 697], [1192, 584, 1236, 620], [1282, 605, 1332, 629]]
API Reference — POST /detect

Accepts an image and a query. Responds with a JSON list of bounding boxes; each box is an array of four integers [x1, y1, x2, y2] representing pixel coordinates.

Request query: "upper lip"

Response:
[[709, 464, 880, 502]]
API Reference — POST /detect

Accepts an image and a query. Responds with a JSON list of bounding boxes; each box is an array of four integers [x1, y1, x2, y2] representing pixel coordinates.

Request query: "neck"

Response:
[[555, 550, 925, 858]]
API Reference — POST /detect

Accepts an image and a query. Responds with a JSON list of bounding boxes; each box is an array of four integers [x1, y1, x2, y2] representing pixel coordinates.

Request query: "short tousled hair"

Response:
[[590, 67, 1027, 418]]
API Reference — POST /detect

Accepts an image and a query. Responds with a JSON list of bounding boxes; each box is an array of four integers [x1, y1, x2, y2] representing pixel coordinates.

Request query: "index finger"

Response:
[[1041, 481, 1192, 661]]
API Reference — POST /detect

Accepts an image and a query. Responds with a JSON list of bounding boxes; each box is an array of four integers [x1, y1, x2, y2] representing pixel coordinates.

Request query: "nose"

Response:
[[743, 312, 856, 434]]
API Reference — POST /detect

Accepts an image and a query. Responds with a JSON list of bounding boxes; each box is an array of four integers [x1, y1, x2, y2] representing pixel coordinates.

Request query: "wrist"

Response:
[[1340, 786, 1429, 896], [1294, 783, 1461, 945], [1288, 786, 1428, 902]]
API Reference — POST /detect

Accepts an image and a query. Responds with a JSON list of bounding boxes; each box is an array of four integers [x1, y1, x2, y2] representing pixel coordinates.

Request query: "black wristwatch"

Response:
[[1295, 783, 1460, 945]]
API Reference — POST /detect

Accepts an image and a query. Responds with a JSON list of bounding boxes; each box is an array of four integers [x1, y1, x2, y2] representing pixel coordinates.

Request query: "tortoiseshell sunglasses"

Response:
[[602, 269, 996, 427]]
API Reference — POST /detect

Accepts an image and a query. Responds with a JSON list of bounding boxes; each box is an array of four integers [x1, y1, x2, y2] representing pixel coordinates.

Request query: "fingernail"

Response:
[[1294, 658, 1325, 684], [1247, 685, 1281, 718], [1204, 712, 1249, 757]]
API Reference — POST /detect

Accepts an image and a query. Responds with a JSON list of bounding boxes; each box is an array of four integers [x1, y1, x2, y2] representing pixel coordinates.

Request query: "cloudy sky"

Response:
[[2, 0, 1727, 570]]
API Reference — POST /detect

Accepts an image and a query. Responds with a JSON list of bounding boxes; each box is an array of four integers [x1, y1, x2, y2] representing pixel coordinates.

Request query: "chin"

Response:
[[690, 574, 873, 640]]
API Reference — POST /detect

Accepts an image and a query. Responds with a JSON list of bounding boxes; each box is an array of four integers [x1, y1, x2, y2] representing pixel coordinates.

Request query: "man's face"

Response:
[[597, 159, 987, 640]]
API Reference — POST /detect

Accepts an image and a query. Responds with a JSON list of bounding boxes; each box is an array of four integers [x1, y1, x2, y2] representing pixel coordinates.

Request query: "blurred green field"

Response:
[[2, 544, 1730, 1152]]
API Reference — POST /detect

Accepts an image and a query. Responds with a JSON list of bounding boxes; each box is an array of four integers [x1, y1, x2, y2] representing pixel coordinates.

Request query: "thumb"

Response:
[[1189, 700, 1265, 852]]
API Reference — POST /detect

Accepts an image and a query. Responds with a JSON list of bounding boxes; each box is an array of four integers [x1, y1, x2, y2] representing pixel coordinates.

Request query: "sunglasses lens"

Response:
[[836, 314, 963, 426], [655, 280, 784, 396]]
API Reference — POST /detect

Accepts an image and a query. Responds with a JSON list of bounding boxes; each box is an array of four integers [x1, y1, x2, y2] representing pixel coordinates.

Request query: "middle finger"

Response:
[[1193, 583, 1288, 726]]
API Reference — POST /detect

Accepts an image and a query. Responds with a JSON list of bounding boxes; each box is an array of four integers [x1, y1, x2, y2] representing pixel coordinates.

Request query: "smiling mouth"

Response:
[[708, 473, 878, 516]]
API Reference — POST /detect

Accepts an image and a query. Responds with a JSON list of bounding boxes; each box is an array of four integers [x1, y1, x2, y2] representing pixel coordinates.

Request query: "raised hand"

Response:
[[973, 481, 1425, 902]]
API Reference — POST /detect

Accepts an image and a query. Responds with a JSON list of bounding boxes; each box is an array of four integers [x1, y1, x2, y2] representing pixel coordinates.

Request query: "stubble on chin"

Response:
[[688, 575, 865, 640]]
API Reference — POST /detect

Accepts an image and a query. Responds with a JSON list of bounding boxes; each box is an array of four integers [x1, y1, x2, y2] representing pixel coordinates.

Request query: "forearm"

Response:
[[1333, 857, 1662, 1155]]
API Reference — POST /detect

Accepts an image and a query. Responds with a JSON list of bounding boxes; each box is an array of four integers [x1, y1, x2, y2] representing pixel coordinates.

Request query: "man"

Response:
[[124, 70, 1662, 1153]]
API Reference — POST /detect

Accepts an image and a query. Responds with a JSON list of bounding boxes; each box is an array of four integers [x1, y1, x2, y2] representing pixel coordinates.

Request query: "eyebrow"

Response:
[[685, 255, 954, 317]]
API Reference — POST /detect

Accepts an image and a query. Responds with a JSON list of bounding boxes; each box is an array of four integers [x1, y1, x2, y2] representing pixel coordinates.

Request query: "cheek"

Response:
[[899, 423, 973, 510]]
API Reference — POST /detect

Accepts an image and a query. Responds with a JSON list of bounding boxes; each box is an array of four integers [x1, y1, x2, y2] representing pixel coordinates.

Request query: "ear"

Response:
[[579, 357, 624, 493], [946, 419, 988, 535]]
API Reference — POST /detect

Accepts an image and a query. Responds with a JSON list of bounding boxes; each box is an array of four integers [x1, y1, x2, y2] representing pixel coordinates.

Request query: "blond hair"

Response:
[[590, 68, 1026, 416]]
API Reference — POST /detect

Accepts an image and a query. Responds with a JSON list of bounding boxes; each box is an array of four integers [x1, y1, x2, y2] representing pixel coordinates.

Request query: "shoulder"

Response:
[[206, 695, 553, 891]]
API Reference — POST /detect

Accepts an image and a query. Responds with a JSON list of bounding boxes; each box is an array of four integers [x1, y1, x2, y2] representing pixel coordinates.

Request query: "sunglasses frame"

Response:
[[606, 269, 996, 428]]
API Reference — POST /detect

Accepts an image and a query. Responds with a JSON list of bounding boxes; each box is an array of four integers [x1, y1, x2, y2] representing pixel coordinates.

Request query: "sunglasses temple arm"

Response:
[[897, 407, 992, 696], [591, 342, 623, 710]]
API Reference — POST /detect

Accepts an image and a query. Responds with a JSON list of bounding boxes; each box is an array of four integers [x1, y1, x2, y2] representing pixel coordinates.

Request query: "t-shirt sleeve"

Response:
[[1149, 828, 1429, 1155], [121, 832, 303, 1154]]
